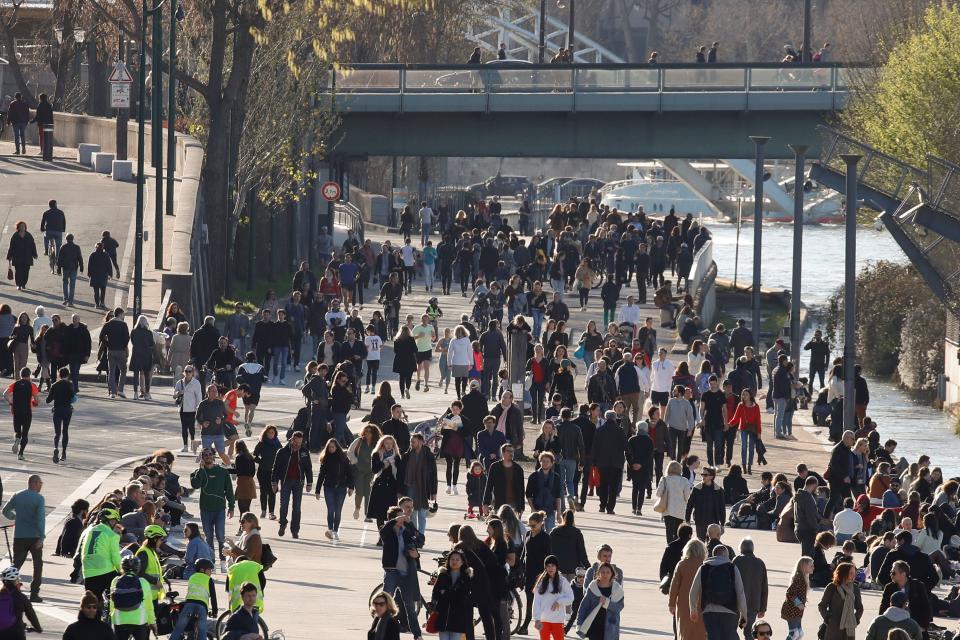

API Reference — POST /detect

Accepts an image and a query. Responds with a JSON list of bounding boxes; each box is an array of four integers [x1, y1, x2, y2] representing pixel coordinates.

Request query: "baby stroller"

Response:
[[472, 292, 491, 327]]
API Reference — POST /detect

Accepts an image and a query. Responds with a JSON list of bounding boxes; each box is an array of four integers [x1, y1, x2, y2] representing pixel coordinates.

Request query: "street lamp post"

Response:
[[557, 0, 574, 51], [152, 3, 164, 268], [788, 144, 808, 358], [166, 1, 183, 217], [802, 0, 812, 62], [134, 0, 166, 318], [841, 154, 861, 432], [538, 0, 546, 63], [749, 136, 770, 352]]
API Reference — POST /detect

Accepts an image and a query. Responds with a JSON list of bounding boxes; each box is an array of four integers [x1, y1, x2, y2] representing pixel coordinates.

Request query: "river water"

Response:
[[704, 219, 959, 473]]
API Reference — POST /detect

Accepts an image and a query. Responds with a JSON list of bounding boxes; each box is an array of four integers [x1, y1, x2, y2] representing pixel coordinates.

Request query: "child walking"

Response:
[[781, 556, 813, 640], [465, 460, 486, 519]]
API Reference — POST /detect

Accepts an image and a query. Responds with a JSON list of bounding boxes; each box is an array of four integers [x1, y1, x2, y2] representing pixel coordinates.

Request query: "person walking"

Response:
[[55, 233, 82, 306], [688, 545, 747, 640], [271, 430, 313, 539], [803, 329, 830, 392], [669, 538, 707, 640], [626, 420, 654, 515], [591, 410, 628, 515], [2, 475, 45, 602], [392, 325, 418, 399], [685, 466, 725, 540], [664, 385, 695, 461], [732, 538, 768, 640], [189, 447, 236, 562], [429, 548, 474, 640], [656, 460, 693, 542], [6, 221, 37, 291], [531, 555, 574, 640], [232, 440, 257, 514], [404, 433, 438, 534], [86, 242, 113, 309], [817, 563, 863, 640], [315, 438, 354, 540], [31, 93, 53, 153], [101, 308, 130, 399], [63, 313, 90, 393], [794, 475, 821, 558], [7, 92, 29, 154], [349, 424, 380, 520], [781, 556, 814, 640], [129, 315, 155, 400], [45, 366, 73, 463], [253, 425, 281, 520], [4, 367, 38, 460], [174, 366, 203, 452], [575, 561, 625, 640], [380, 505, 423, 639], [728, 389, 761, 475]]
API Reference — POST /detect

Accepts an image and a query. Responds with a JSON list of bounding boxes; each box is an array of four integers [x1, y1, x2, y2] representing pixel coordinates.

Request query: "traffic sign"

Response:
[[110, 83, 131, 108], [321, 181, 341, 202], [108, 61, 134, 83]]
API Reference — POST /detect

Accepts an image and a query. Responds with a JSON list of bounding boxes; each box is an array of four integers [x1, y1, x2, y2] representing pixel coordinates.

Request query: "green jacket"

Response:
[[190, 464, 235, 513], [77, 523, 122, 578], [109, 574, 156, 627], [1, 489, 45, 539]]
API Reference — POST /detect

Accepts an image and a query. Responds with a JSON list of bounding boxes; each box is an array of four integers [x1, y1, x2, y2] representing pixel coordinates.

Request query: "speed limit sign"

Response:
[[321, 181, 342, 202]]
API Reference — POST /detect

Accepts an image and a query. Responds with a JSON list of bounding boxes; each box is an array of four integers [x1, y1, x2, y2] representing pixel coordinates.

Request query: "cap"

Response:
[[890, 591, 908, 608], [469, 379, 480, 389]]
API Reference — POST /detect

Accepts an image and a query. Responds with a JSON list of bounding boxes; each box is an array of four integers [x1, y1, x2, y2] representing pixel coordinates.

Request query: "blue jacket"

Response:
[[183, 537, 214, 579], [2, 489, 45, 539], [576, 579, 625, 640], [476, 429, 507, 463]]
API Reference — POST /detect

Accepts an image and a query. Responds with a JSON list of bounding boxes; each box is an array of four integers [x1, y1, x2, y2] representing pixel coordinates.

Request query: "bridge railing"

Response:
[[328, 63, 854, 94]]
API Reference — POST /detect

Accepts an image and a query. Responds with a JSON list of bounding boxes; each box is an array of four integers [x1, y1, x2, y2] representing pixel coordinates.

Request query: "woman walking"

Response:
[[668, 538, 707, 640], [435, 327, 452, 394], [526, 344, 552, 424], [430, 549, 474, 640], [10, 312, 33, 374], [315, 438, 354, 540], [531, 555, 574, 640], [817, 562, 863, 640], [663, 385, 694, 461], [6, 221, 37, 291], [368, 435, 404, 532], [129, 315, 155, 400], [232, 440, 257, 514], [438, 400, 467, 494], [781, 556, 813, 639], [46, 366, 73, 463], [168, 322, 192, 384], [392, 325, 418, 399], [447, 325, 473, 399], [729, 388, 762, 474], [576, 562, 625, 640], [253, 425, 282, 519], [655, 460, 692, 543], [578, 321, 603, 370], [574, 260, 595, 311], [349, 424, 380, 520], [330, 371, 354, 444], [174, 365, 203, 452]]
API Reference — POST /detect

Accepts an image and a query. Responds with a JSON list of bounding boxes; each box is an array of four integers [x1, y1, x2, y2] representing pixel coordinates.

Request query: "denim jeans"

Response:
[[107, 349, 127, 394], [61, 268, 77, 303], [169, 601, 208, 640], [406, 485, 428, 534], [702, 611, 738, 640], [383, 569, 421, 637], [279, 480, 304, 534], [332, 412, 348, 445], [12, 123, 25, 152], [45, 231, 63, 256], [740, 430, 757, 469], [200, 509, 225, 558], [272, 346, 289, 381], [531, 309, 544, 340], [773, 397, 788, 438], [582, 349, 594, 369], [783, 409, 795, 436], [323, 485, 347, 531], [559, 459, 578, 499], [421, 223, 431, 246]]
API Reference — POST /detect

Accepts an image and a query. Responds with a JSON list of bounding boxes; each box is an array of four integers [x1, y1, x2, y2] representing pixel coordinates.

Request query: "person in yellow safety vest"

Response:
[[135, 525, 167, 607], [169, 558, 218, 640], [77, 507, 123, 607], [109, 556, 157, 640], [226, 554, 265, 613]]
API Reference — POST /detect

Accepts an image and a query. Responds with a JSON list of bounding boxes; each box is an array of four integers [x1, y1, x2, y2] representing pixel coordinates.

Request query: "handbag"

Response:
[[659, 574, 672, 595], [425, 611, 439, 634], [589, 466, 600, 488], [574, 343, 585, 360], [653, 494, 667, 514], [5, 268, 11, 281]]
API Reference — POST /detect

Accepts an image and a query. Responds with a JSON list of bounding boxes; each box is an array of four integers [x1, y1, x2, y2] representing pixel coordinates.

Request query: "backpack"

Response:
[[701, 562, 737, 611], [0, 592, 16, 631], [11, 379, 32, 410], [260, 543, 277, 570], [111, 574, 144, 611]]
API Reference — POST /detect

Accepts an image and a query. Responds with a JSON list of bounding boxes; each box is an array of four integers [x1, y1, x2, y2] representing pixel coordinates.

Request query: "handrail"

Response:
[[335, 201, 365, 242], [330, 62, 862, 71]]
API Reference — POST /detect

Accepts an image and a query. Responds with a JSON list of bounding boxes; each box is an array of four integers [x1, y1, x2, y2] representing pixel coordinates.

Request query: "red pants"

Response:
[[539, 621, 564, 640]]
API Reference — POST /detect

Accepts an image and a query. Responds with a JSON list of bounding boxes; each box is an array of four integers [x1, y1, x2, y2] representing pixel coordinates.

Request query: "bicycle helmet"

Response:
[[121, 556, 140, 573], [143, 525, 167, 540], [0, 566, 19, 582], [194, 558, 214, 573], [99, 507, 121, 523]]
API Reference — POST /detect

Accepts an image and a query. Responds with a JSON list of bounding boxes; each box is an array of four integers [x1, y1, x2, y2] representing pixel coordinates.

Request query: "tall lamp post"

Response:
[[152, 2, 164, 268], [557, 0, 574, 51], [134, 0, 166, 318], [841, 154, 861, 433], [166, 1, 184, 217], [749, 136, 770, 352], [788, 144, 807, 358], [802, 0, 812, 62], [538, 0, 546, 63]]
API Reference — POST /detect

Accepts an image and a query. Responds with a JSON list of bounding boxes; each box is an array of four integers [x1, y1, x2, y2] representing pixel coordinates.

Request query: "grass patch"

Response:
[[216, 273, 293, 320]]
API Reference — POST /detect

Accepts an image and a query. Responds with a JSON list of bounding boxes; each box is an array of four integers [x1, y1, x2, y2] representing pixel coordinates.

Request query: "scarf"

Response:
[[404, 447, 429, 509], [837, 582, 858, 635]]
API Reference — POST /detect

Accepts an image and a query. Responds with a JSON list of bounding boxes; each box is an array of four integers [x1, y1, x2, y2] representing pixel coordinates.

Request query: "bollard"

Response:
[[42, 124, 54, 162]]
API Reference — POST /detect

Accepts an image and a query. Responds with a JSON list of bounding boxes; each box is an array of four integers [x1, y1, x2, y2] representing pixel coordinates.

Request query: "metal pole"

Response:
[[841, 154, 861, 431], [733, 196, 741, 288], [165, 0, 177, 216], [568, 0, 575, 51], [152, 6, 164, 268], [749, 136, 769, 352], [116, 31, 128, 161], [247, 189, 256, 291], [327, 162, 336, 235], [789, 144, 808, 360], [802, 0, 812, 63], [538, 0, 546, 63], [134, 0, 148, 318]]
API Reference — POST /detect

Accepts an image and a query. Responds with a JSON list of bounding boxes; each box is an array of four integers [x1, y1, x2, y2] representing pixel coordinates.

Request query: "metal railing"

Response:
[[326, 63, 855, 95], [335, 201, 365, 242]]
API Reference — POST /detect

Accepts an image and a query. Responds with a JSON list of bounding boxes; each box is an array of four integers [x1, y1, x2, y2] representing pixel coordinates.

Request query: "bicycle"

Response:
[[214, 606, 277, 639]]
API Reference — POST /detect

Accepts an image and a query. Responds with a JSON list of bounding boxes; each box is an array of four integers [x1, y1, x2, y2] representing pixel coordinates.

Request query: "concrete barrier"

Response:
[[92, 152, 114, 174], [77, 143, 100, 166], [112, 160, 133, 181]]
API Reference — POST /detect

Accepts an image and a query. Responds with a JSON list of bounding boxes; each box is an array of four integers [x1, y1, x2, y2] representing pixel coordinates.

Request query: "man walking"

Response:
[[793, 476, 821, 557], [732, 538, 768, 640], [189, 448, 235, 563], [4, 367, 39, 459], [271, 431, 312, 538], [771, 354, 791, 439], [688, 545, 747, 640], [64, 314, 91, 393], [40, 200, 66, 258], [6, 92, 29, 155], [525, 452, 565, 530], [56, 233, 82, 306], [803, 329, 830, 392], [2, 474, 45, 602], [592, 410, 628, 515], [478, 320, 507, 399], [418, 201, 433, 246], [100, 308, 130, 399]]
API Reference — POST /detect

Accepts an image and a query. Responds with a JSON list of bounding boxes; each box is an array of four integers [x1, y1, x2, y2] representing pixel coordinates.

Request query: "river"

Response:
[[704, 219, 959, 473]]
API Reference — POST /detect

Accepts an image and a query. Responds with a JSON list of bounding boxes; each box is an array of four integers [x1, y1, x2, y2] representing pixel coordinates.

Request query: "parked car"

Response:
[[466, 175, 533, 201]]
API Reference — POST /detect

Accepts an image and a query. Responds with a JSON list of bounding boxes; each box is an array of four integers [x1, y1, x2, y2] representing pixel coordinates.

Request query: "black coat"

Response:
[[392, 335, 418, 375], [62, 613, 116, 640], [659, 536, 688, 580], [270, 444, 313, 485], [880, 579, 932, 629], [129, 326, 154, 372], [523, 529, 552, 591], [548, 524, 588, 574], [482, 460, 525, 512], [430, 569, 474, 633], [626, 432, 654, 483], [685, 483, 726, 527], [827, 442, 852, 484], [877, 543, 938, 591], [591, 419, 628, 469], [380, 419, 410, 455], [367, 615, 401, 640], [461, 391, 488, 440], [367, 452, 404, 522], [190, 324, 222, 366], [6, 232, 37, 266], [87, 250, 113, 285]]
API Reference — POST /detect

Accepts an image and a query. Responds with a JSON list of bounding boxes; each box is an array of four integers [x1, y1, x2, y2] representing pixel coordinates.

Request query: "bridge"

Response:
[[322, 63, 855, 159]]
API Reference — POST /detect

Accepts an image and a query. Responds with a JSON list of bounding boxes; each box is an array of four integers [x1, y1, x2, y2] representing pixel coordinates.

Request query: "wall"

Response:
[[688, 239, 717, 326], [945, 312, 960, 407]]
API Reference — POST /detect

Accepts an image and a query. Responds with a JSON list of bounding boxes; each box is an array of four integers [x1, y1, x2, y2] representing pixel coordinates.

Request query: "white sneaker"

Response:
[[453, 485, 459, 495], [353, 508, 360, 520], [333, 531, 340, 541], [445, 485, 453, 495]]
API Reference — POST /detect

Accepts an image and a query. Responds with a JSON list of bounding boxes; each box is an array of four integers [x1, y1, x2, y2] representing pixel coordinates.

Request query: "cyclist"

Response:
[[108, 556, 156, 640], [169, 558, 218, 640], [0, 566, 41, 639], [222, 582, 263, 640], [226, 553, 265, 613], [135, 525, 167, 613], [76, 507, 123, 607]]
